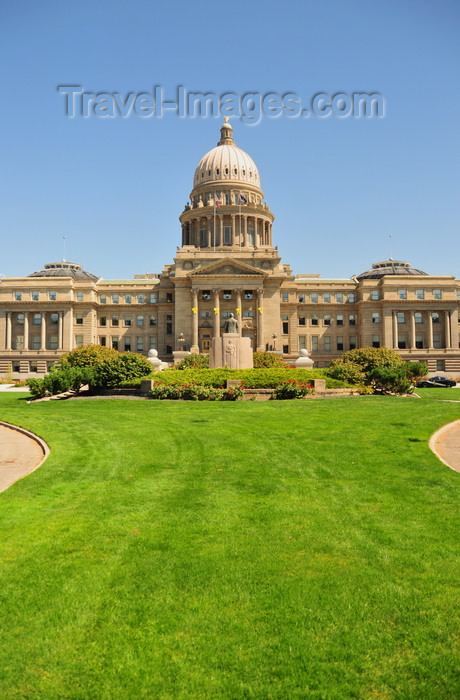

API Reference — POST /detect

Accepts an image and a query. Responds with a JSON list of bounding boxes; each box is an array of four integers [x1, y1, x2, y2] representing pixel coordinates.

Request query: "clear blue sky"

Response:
[[2, 0, 459, 280]]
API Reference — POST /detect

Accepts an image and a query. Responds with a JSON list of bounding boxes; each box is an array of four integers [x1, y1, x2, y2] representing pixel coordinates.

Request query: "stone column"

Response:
[[392, 311, 398, 349], [256, 289, 264, 351], [445, 310, 451, 348], [40, 312, 46, 350], [428, 312, 434, 349], [231, 214, 235, 246], [58, 312, 64, 350], [243, 215, 248, 247], [206, 215, 212, 248], [235, 289, 242, 336], [219, 214, 223, 247], [6, 312, 12, 350], [450, 308, 459, 350], [213, 289, 220, 338], [191, 289, 199, 353], [24, 312, 29, 350], [410, 311, 416, 349]]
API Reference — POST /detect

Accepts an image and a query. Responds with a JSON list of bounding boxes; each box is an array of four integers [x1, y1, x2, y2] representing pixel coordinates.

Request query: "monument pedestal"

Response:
[[172, 350, 190, 366], [209, 333, 253, 369]]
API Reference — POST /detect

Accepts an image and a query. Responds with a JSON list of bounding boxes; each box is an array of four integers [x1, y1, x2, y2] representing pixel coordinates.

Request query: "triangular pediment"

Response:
[[188, 257, 267, 278]]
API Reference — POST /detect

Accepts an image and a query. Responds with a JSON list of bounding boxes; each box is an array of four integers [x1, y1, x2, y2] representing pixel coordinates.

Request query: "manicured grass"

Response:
[[0, 393, 459, 698]]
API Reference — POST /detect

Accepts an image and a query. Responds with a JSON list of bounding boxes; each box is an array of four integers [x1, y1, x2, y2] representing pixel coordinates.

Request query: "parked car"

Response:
[[416, 377, 457, 388]]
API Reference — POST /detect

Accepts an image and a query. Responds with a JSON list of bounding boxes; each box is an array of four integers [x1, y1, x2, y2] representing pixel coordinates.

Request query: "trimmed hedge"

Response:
[[141, 368, 347, 389]]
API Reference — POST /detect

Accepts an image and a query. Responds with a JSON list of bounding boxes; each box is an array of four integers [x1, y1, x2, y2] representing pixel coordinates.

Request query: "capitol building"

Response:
[[1, 120, 459, 377]]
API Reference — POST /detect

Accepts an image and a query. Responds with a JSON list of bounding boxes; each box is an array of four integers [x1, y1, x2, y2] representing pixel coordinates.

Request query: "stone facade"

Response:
[[1, 121, 459, 377]]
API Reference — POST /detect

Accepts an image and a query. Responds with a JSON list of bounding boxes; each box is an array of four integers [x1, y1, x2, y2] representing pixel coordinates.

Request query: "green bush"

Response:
[[327, 362, 365, 385], [272, 380, 314, 400], [59, 345, 152, 391], [253, 351, 288, 368], [176, 353, 210, 369], [331, 347, 404, 375], [152, 367, 339, 389], [404, 361, 428, 382], [368, 366, 412, 395], [27, 366, 93, 399], [150, 383, 243, 401]]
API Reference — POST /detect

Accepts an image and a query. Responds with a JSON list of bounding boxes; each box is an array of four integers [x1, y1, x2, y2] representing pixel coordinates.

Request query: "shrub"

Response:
[[404, 361, 428, 382], [327, 362, 365, 385], [272, 380, 314, 400], [152, 368, 338, 389], [150, 383, 243, 401], [331, 347, 404, 375], [253, 351, 288, 368], [59, 345, 152, 391], [368, 366, 412, 395], [176, 353, 209, 369], [27, 366, 93, 399]]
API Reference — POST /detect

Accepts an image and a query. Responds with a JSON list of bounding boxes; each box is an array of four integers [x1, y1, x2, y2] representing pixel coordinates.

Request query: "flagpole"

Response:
[[239, 192, 241, 250], [213, 197, 216, 252]]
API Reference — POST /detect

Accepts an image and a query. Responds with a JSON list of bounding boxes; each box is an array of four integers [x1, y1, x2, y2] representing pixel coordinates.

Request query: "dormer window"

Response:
[[225, 168, 229, 174], [216, 168, 219, 175]]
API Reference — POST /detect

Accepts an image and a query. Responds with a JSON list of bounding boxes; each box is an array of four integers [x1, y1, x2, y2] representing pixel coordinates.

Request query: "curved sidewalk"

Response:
[[429, 420, 460, 473], [0, 422, 49, 492]]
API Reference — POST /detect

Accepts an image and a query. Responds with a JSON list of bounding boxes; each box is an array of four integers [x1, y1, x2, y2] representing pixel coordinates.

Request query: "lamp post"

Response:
[[177, 333, 185, 351], [272, 333, 278, 351]]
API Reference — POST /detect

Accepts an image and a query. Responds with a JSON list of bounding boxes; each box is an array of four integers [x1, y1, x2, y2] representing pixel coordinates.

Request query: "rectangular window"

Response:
[[349, 314, 356, 326], [201, 311, 211, 318], [433, 289, 442, 300], [457, 291, 460, 301], [225, 193, 230, 205], [75, 314, 83, 325], [336, 336, 344, 351], [311, 316, 318, 326], [349, 336, 357, 350], [433, 334, 441, 349], [298, 316, 306, 326], [149, 293, 157, 303], [282, 292, 289, 302], [243, 311, 254, 318], [166, 292, 173, 303], [432, 312, 440, 324], [399, 289, 407, 299], [14, 335, 24, 350], [125, 294, 132, 304], [12, 362, 20, 373], [112, 336, 119, 350], [166, 345, 173, 354], [299, 336, 306, 350], [244, 290, 253, 300], [50, 335, 59, 350], [149, 337, 157, 349], [372, 335, 380, 348], [222, 311, 233, 318], [100, 336, 106, 346], [436, 360, 445, 371], [223, 290, 232, 300], [137, 294, 145, 304], [112, 294, 119, 304], [336, 293, 343, 303], [76, 292, 84, 301], [416, 289, 424, 300], [414, 312, 423, 324], [283, 345, 289, 354], [223, 226, 232, 245], [247, 228, 255, 246], [100, 316, 107, 327], [311, 293, 318, 303], [282, 321, 289, 334], [29, 362, 38, 373], [136, 337, 144, 352], [336, 315, 343, 326], [31, 291, 39, 301], [112, 316, 119, 327], [166, 315, 173, 335], [31, 336, 41, 350], [324, 316, 331, 326], [100, 294, 107, 304], [14, 291, 22, 301], [323, 293, 331, 303], [149, 316, 157, 326], [370, 290, 379, 300], [200, 228, 207, 247], [323, 336, 331, 351], [16, 313, 24, 325], [124, 337, 131, 352], [398, 334, 406, 349], [49, 291, 57, 301], [372, 312, 380, 324], [397, 312, 405, 324], [137, 316, 144, 327], [311, 336, 319, 352], [348, 293, 356, 303], [33, 313, 41, 325], [75, 334, 84, 348], [202, 290, 211, 301], [124, 317, 132, 327], [298, 293, 305, 303], [415, 333, 424, 349]]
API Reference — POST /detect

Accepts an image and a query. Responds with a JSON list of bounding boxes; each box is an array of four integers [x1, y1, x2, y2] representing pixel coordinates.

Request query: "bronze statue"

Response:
[[224, 313, 238, 333]]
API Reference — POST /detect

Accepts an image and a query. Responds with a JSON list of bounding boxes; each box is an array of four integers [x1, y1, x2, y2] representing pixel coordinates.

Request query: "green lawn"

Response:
[[0, 393, 459, 699]]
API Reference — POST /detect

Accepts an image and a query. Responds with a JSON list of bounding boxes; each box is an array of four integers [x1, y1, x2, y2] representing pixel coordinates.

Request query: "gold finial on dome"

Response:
[[218, 117, 235, 146]]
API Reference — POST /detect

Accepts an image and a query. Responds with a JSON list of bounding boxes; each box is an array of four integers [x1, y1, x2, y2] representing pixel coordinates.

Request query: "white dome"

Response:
[[193, 120, 260, 189]]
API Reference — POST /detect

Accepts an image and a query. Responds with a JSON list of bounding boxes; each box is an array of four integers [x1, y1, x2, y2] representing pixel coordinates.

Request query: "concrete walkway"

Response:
[[0, 422, 49, 492], [429, 420, 460, 473]]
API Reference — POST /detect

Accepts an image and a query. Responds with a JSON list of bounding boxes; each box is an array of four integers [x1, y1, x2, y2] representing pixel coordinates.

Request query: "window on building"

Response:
[[336, 336, 344, 351], [311, 336, 319, 352], [137, 337, 144, 352], [372, 335, 380, 348], [348, 293, 356, 303], [223, 226, 232, 245], [149, 316, 157, 326], [100, 294, 107, 304], [100, 336, 107, 346], [75, 314, 83, 325], [433, 289, 442, 300], [323, 336, 331, 351], [311, 293, 318, 303], [112, 294, 119, 304], [76, 292, 84, 301], [124, 338, 131, 351], [112, 316, 119, 327], [14, 335, 24, 350], [31, 336, 40, 350], [31, 291, 39, 301], [298, 293, 305, 303], [112, 336, 119, 350], [137, 294, 145, 304], [432, 312, 440, 323], [433, 334, 441, 349], [436, 360, 445, 371], [49, 291, 57, 301], [336, 293, 343, 303], [243, 311, 254, 318], [125, 294, 132, 304], [283, 345, 289, 354], [324, 315, 331, 326], [149, 293, 157, 303], [137, 316, 144, 327], [14, 291, 22, 301], [17, 313, 24, 325], [416, 289, 424, 300], [50, 335, 59, 350], [201, 311, 211, 318], [12, 362, 20, 372], [245, 290, 253, 300], [223, 290, 232, 300], [124, 317, 132, 327], [33, 313, 41, 325], [398, 334, 406, 349], [415, 334, 424, 349], [166, 315, 173, 335], [282, 292, 289, 302], [298, 316, 306, 326], [149, 337, 157, 349], [349, 314, 356, 325], [311, 315, 318, 326], [399, 289, 407, 300], [414, 312, 423, 324], [100, 316, 107, 326], [166, 292, 173, 303], [397, 312, 405, 324], [49, 313, 58, 325], [336, 315, 344, 326], [324, 293, 331, 303], [225, 193, 230, 205], [370, 290, 379, 300], [282, 320, 289, 334], [299, 336, 306, 350], [222, 311, 233, 318], [29, 362, 38, 373], [202, 290, 211, 301], [75, 334, 84, 348], [457, 290, 460, 301], [349, 336, 357, 350], [372, 312, 380, 324], [200, 229, 207, 247]]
